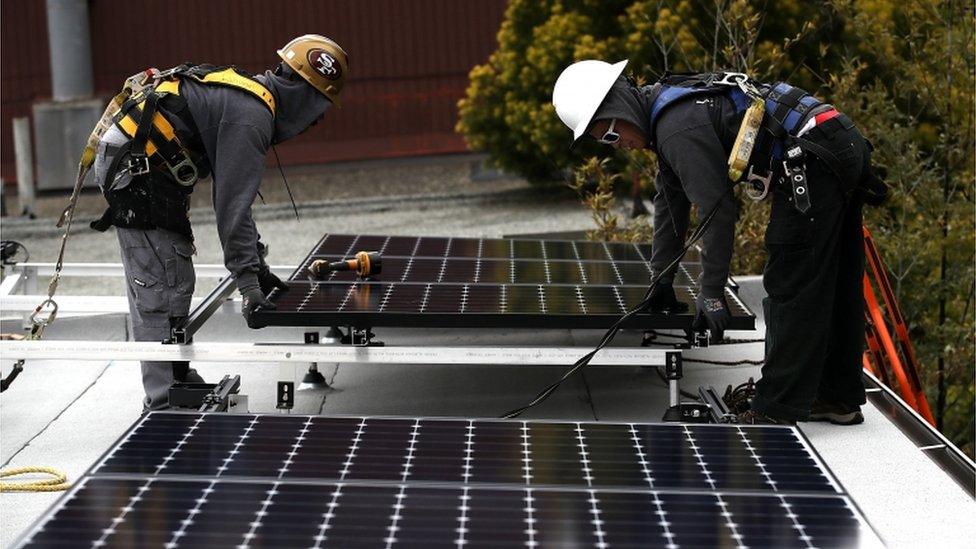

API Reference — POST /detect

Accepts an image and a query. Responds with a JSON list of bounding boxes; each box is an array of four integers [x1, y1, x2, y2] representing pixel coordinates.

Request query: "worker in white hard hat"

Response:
[[90, 35, 348, 410], [552, 60, 887, 426]]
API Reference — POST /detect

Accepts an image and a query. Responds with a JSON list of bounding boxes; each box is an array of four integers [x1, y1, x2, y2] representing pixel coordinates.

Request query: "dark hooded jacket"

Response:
[[592, 76, 738, 297], [180, 65, 331, 291]]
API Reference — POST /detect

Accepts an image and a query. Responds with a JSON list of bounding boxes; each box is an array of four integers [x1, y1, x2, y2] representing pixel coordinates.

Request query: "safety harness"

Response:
[[92, 64, 277, 238], [113, 64, 276, 186], [647, 72, 854, 213]]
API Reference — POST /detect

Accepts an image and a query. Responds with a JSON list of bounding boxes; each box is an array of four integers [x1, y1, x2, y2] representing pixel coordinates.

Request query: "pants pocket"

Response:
[[130, 269, 167, 314], [764, 213, 815, 301], [118, 231, 168, 314], [170, 239, 196, 312]]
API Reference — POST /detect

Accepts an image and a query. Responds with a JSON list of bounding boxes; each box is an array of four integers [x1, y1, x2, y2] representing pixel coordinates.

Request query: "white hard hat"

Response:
[[552, 59, 628, 144]]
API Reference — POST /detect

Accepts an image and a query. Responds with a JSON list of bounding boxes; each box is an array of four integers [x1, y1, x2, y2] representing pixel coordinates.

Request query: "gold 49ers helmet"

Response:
[[277, 34, 349, 106]]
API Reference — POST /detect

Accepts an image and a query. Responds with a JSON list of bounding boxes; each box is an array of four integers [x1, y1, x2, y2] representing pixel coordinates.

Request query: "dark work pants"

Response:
[[117, 227, 197, 411], [752, 125, 870, 422]]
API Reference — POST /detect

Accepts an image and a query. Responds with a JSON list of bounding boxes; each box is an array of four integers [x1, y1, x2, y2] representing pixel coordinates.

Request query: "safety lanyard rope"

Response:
[[1, 113, 106, 394]]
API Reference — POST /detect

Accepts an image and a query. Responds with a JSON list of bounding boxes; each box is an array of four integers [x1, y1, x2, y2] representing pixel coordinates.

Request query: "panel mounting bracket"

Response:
[[661, 351, 711, 423], [334, 326, 384, 347]]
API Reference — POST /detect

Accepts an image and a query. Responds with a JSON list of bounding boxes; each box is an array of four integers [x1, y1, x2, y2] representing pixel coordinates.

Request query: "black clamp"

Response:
[[783, 145, 811, 214]]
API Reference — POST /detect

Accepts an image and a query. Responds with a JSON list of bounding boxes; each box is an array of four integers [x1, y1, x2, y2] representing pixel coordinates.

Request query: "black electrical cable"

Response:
[[500, 200, 723, 419], [684, 357, 764, 366], [271, 145, 301, 221]]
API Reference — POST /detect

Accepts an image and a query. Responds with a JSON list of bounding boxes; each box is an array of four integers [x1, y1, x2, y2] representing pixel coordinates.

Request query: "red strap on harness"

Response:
[[814, 108, 840, 125]]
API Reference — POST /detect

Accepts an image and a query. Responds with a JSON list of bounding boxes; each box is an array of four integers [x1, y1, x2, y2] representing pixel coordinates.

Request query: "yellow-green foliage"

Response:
[[459, 0, 974, 456]]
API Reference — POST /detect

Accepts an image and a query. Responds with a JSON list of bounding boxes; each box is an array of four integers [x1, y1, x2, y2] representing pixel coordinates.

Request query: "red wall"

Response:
[[0, 0, 507, 182]]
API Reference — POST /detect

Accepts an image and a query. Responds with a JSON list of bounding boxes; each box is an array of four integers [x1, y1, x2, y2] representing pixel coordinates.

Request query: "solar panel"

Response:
[[20, 478, 878, 549], [249, 233, 755, 330], [16, 412, 881, 548], [93, 413, 838, 493]]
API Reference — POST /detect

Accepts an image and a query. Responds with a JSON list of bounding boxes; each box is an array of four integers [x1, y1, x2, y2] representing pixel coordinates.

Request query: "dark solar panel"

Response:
[[290, 255, 700, 286], [95, 414, 837, 493], [249, 233, 744, 330], [17, 412, 881, 549], [253, 281, 752, 329], [20, 478, 878, 549]]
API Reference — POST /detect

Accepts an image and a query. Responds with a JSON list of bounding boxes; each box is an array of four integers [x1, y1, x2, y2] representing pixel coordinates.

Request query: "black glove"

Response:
[[647, 281, 689, 313], [858, 165, 889, 206], [258, 266, 289, 296], [693, 292, 731, 343], [241, 286, 276, 326]]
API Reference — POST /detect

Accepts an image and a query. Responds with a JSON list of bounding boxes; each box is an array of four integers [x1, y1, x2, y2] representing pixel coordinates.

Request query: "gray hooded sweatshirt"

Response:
[[180, 65, 331, 292]]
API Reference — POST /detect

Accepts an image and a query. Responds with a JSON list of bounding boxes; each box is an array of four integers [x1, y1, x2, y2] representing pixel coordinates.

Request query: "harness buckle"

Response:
[[126, 154, 150, 176]]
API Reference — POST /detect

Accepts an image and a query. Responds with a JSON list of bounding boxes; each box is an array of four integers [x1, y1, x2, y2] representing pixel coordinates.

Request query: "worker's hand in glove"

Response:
[[241, 286, 275, 326], [693, 292, 731, 343], [258, 266, 289, 296], [647, 280, 689, 313]]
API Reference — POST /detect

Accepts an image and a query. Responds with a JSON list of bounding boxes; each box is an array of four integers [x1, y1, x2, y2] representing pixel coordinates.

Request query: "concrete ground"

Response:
[[2, 155, 974, 547]]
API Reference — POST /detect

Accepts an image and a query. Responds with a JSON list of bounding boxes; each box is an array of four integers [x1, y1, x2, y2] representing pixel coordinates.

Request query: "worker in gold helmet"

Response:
[[89, 34, 348, 411]]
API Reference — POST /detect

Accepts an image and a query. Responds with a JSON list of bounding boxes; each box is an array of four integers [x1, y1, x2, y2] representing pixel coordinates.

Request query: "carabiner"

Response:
[[28, 298, 59, 331], [714, 72, 749, 87], [715, 72, 762, 98]]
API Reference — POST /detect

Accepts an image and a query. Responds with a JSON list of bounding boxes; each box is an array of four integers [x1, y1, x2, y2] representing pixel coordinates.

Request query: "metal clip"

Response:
[[714, 72, 762, 98], [743, 165, 773, 201], [714, 72, 749, 86], [127, 154, 150, 176], [168, 155, 199, 187], [27, 298, 59, 338]]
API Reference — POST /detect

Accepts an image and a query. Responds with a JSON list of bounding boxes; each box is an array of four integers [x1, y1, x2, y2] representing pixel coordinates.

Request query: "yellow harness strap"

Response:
[[191, 69, 276, 114], [151, 69, 277, 114], [115, 99, 179, 157], [114, 68, 275, 157]]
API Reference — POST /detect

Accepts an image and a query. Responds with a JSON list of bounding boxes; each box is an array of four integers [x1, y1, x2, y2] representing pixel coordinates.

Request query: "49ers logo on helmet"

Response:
[[307, 48, 341, 80]]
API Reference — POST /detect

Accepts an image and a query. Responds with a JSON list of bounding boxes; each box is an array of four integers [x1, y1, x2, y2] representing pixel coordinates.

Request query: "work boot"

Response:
[[737, 409, 795, 426], [809, 399, 864, 425]]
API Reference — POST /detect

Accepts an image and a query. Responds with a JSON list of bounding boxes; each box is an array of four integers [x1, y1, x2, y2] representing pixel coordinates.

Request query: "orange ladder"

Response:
[[862, 226, 935, 425]]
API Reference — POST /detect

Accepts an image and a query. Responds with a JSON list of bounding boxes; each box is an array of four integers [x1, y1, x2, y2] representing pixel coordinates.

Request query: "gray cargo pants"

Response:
[[117, 227, 198, 410]]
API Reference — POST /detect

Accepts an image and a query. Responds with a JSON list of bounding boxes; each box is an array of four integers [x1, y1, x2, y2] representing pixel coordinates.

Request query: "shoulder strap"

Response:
[[168, 64, 275, 115]]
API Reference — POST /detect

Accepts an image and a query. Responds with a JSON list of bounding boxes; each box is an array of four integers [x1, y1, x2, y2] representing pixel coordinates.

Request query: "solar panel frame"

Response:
[[14, 411, 883, 549]]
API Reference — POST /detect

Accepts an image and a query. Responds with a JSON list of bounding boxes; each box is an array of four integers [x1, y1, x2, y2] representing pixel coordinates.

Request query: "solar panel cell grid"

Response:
[[21, 478, 878, 549], [259, 233, 741, 330], [261, 280, 752, 330], [292, 256, 693, 286], [18, 412, 880, 549], [307, 234, 663, 262], [93, 414, 836, 493]]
